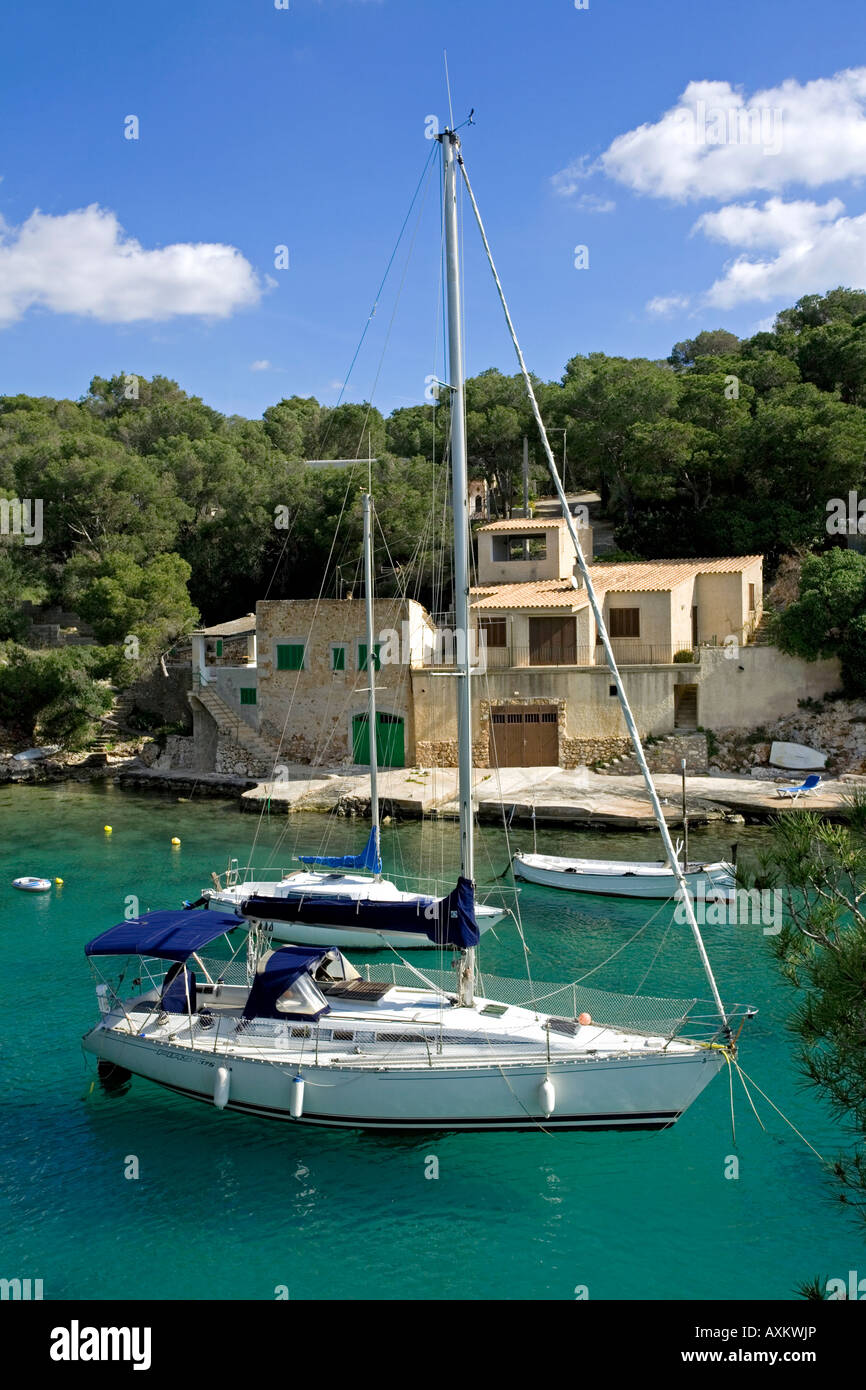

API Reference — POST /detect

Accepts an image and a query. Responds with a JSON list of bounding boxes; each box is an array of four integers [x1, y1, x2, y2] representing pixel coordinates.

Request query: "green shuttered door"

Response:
[[352, 713, 405, 768]]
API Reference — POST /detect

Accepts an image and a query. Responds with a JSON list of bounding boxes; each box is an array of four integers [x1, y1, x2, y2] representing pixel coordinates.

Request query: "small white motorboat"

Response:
[[13, 876, 52, 892], [512, 852, 735, 901]]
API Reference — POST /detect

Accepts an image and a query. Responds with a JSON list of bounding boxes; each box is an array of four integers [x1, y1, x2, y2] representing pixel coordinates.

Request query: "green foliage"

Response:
[[65, 551, 199, 657], [772, 550, 866, 694], [0, 553, 31, 640], [767, 808, 866, 1225], [0, 645, 113, 748], [2, 282, 866, 695], [673, 649, 694, 663], [668, 328, 741, 369]]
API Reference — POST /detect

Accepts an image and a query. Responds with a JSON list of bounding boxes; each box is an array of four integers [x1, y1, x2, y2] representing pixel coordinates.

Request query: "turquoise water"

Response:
[[1, 782, 863, 1301]]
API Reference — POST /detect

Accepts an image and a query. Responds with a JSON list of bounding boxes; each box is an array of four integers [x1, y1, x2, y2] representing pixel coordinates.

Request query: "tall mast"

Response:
[[362, 490, 381, 878], [457, 151, 730, 1034], [440, 129, 475, 1006]]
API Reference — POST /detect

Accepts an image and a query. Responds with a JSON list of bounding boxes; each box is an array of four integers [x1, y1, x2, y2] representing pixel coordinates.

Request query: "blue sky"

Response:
[[1, 0, 864, 421]]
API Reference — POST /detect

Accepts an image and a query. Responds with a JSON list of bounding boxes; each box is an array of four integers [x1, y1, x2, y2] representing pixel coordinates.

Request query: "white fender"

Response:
[[539, 1076, 556, 1118], [290, 1075, 305, 1119], [214, 1066, 230, 1110]]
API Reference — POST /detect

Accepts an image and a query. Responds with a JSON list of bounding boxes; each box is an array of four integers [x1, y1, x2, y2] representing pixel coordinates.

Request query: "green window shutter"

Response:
[[240, 687, 257, 705], [215, 639, 223, 657], [358, 642, 382, 672], [331, 645, 346, 672], [276, 643, 305, 671]]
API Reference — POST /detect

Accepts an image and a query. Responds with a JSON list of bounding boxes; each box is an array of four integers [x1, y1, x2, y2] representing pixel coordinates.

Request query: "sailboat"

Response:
[[81, 127, 751, 1131], [513, 763, 735, 900], [513, 853, 735, 900], [203, 490, 506, 949]]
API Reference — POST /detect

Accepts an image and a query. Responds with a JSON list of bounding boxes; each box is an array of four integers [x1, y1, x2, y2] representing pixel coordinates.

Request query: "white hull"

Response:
[[83, 989, 725, 1132], [513, 853, 736, 901], [207, 873, 506, 950]]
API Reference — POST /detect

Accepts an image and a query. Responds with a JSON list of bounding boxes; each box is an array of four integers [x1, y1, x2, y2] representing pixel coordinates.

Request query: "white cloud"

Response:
[[701, 203, 866, 310], [575, 193, 616, 214], [646, 196, 866, 314], [646, 293, 692, 317], [0, 203, 263, 328], [250, 359, 272, 371], [692, 196, 846, 249], [550, 155, 599, 197], [596, 68, 866, 202]]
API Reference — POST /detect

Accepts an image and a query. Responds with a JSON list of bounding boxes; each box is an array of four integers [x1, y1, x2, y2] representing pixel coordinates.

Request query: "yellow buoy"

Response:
[[104, 825, 112, 834], [171, 837, 181, 847], [55, 877, 64, 886]]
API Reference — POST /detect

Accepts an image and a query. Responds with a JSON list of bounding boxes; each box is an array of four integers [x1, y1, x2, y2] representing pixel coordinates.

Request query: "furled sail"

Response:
[[298, 826, 381, 876]]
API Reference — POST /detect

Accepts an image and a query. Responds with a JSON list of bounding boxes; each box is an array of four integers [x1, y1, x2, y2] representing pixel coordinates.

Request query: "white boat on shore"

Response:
[[513, 852, 735, 901]]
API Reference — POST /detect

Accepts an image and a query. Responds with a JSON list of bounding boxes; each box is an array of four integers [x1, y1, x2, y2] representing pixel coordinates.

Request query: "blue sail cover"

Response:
[[240, 876, 480, 949], [431, 876, 480, 949], [298, 826, 381, 876], [242, 946, 332, 1020], [84, 909, 241, 961]]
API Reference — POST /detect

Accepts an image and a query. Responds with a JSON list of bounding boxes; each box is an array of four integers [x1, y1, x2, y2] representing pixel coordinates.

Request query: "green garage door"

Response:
[[352, 712, 405, 768]]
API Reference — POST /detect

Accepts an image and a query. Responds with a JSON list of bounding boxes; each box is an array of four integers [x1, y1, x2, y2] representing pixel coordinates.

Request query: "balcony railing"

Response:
[[421, 643, 698, 670]]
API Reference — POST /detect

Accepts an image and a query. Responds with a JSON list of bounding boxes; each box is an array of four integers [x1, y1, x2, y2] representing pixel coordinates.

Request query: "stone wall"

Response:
[[143, 734, 198, 770], [215, 737, 270, 779], [598, 731, 709, 775], [561, 736, 632, 767], [124, 664, 193, 729], [698, 645, 840, 726], [256, 597, 426, 765]]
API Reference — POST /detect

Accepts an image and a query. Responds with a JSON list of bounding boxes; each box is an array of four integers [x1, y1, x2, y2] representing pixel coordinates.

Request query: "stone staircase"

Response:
[[749, 613, 774, 647], [89, 690, 136, 752], [190, 684, 280, 768], [673, 684, 698, 730], [596, 731, 708, 776]]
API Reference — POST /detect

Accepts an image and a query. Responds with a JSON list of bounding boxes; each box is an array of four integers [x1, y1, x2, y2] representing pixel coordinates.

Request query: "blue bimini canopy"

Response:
[[298, 826, 381, 876], [242, 945, 333, 1021], [84, 909, 242, 962]]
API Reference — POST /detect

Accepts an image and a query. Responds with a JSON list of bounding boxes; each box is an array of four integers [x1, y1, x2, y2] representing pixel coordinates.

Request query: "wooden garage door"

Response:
[[489, 706, 558, 767]]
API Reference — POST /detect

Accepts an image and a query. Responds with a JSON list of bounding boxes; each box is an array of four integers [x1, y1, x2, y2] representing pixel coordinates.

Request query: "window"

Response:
[[239, 687, 257, 706], [276, 643, 305, 671], [358, 642, 382, 672], [492, 535, 547, 562], [609, 684, 618, 697], [748, 583, 756, 612], [479, 617, 507, 648], [331, 644, 347, 672], [609, 608, 640, 638]]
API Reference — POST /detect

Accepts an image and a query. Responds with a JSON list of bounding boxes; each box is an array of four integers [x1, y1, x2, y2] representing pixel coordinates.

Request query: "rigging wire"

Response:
[[243, 147, 438, 871], [317, 142, 438, 458]]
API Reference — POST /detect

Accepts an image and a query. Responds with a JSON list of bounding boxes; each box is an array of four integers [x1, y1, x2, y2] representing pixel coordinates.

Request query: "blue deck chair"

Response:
[[776, 773, 822, 800]]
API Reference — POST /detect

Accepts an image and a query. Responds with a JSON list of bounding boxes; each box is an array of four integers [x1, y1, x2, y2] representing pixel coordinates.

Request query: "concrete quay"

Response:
[[238, 764, 858, 828]]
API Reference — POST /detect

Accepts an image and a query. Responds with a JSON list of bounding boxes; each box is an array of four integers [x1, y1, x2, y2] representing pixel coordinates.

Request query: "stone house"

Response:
[[185, 519, 837, 773]]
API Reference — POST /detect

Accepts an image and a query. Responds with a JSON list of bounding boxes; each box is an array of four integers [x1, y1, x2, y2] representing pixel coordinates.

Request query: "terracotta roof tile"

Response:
[[477, 517, 572, 532], [471, 556, 762, 610]]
